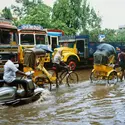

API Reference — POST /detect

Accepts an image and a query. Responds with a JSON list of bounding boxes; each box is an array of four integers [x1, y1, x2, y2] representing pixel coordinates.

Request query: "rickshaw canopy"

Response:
[[97, 43, 116, 55], [24, 48, 46, 69], [94, 43, 116, 65], [35, 44, 53, 53]]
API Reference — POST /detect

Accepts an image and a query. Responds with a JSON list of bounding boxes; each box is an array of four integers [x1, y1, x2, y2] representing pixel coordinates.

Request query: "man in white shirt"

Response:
[[53, 50, 67, 79], [3, 53, 33, 97]]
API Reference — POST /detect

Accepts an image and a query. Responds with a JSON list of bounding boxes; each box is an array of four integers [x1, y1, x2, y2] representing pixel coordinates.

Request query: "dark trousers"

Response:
[[6, 79, 29, 92], [53, 63, 68, 79]]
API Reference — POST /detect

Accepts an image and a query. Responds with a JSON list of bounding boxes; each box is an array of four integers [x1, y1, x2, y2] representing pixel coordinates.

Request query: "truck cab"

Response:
[[18, 24, 49, 70], [54, 35, 90, 70], [47, 29, 64, 51], [0, 18, 18, 73]]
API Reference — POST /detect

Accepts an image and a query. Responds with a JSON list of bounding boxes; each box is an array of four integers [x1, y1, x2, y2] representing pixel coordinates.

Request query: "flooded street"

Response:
[[1, 68, 125, 125]]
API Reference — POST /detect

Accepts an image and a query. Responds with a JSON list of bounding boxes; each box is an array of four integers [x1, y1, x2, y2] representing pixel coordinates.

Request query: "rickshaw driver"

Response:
[[3, 53, 33, 97]]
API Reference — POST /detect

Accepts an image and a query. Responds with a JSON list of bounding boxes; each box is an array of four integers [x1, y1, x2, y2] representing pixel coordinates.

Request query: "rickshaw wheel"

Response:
[[107, 71, 118, 84], [35, 76, 47, 86], [90, 71, 98, 83], [35, 76, 53, 91]]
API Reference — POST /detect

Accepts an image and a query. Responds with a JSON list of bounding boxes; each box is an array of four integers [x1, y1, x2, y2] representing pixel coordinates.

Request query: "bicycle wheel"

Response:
[[48, 69, 57, 78], [108, 71, 118, 84], [66, 71, 79, 86], [58, 70, 67, 84], [48, 69, 59, 89], [90, 71, 98, 83]]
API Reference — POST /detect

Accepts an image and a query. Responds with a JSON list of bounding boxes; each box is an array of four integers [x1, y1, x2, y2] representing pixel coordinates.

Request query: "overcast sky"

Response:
[[0, 0, 125, 29]]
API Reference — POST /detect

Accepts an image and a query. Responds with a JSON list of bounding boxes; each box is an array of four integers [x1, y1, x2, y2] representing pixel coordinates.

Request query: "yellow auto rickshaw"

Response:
[[90, 43, 122, 84]]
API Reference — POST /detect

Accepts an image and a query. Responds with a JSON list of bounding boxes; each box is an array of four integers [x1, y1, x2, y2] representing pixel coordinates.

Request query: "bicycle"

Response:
[[23, 48, 79, 91], [51, 65, 79, 87]]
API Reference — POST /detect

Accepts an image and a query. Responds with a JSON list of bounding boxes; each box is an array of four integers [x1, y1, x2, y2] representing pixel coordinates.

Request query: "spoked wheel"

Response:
[[48, 69, 59, 89], [66, 71, 79, 86], [108, 71, 118, 84], [58, 70, 67, 85], [35, 76, 48, 87], [90, 71, 98, 83]]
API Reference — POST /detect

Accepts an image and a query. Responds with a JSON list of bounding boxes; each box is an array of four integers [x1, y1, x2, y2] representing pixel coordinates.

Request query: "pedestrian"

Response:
[[118, 48, 125, 81]]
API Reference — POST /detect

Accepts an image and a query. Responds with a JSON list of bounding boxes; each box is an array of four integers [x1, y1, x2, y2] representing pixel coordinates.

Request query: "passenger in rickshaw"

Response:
[[3, 53, 33, 97], [52, 50, 68, 79], [118, 48, 125, 81]]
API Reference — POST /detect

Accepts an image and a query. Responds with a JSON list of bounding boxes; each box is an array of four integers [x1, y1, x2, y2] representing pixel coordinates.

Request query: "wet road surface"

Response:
[[1, 68, 125, 125]]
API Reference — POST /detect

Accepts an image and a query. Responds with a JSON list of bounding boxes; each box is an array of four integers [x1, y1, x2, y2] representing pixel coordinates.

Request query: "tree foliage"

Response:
[[1, 7, 12, 20], [52, 0, 101, 35], [19, 4, 51, 28], [11, 0, 52, 28], [2, 0, 125, 42], [89, 28, 125, 42]]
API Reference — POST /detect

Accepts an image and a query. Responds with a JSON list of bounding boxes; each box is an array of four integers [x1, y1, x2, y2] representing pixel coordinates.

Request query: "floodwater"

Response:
[[1, 68, 125, 125]]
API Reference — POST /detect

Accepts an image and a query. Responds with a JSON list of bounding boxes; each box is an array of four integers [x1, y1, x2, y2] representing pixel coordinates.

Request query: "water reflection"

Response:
[[1, 69, 125, 125], [91, 85, 112, 99]]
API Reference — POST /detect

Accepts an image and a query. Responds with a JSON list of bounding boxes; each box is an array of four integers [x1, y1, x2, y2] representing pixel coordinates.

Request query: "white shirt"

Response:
[[53, 52, 62, 64], [3, 60, 18, 83]]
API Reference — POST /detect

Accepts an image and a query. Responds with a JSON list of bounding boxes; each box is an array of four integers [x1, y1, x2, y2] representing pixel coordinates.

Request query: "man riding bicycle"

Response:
[[52, 50, 68, 79]]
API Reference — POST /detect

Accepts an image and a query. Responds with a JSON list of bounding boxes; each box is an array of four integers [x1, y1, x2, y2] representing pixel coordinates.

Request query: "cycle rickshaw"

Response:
[[90, 43, 122, 84], [23, 46, 79, 90]]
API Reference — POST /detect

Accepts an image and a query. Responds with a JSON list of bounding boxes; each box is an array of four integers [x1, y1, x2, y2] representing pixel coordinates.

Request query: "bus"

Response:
[[18, 24, 48, 69], [18, 26, 64, 69], [0, 18, 18, 73]]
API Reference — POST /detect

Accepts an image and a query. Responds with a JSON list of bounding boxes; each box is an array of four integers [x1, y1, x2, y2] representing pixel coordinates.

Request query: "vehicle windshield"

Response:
[[59, 42, 75, 48], [20, 34, 34, 45], [35, 35, 46, 44], [20, 34, 46, 45], [0, 29, 18, 45]]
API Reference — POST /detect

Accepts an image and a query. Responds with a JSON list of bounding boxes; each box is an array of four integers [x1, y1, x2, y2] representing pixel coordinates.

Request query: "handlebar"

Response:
[[25, 71, 34, 76], [20, 71, 34, 80], [64, 65, 71, 71]]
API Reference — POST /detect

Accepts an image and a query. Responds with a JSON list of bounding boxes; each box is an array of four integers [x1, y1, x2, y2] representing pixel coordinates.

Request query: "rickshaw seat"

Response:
[[94, 64, 113, 72]]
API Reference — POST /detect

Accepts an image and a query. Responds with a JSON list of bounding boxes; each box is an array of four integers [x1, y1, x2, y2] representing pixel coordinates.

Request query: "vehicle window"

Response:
[[36, 35, 46, 44], [20, 34, 34, 45], [59, 42, 75, 48], [76, 40, 85, 52], [0, 30, 17, 44]]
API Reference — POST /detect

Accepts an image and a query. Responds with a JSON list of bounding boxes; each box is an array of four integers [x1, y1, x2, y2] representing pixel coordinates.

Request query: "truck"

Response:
[[53, 35, 124, 70], [0, 18, 18, 74], [47, 29, 64, 50]]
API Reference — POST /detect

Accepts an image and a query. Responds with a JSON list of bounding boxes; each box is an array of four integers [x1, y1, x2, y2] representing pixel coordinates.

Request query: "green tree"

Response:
[[52, 0, 82, 34], [11, 0, 43, 19], [80, 0, 101, 34], [89, 28, 118, 42], [52, 0, 101, 35], [11, 0, 51, 27], [2, 7, 12, 20], [20, 4, 51, 28], [115, 30, 125, 42]]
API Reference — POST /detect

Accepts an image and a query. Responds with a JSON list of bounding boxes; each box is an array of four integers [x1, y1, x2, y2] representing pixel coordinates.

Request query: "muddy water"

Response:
[[1, 68, 125, 125]]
